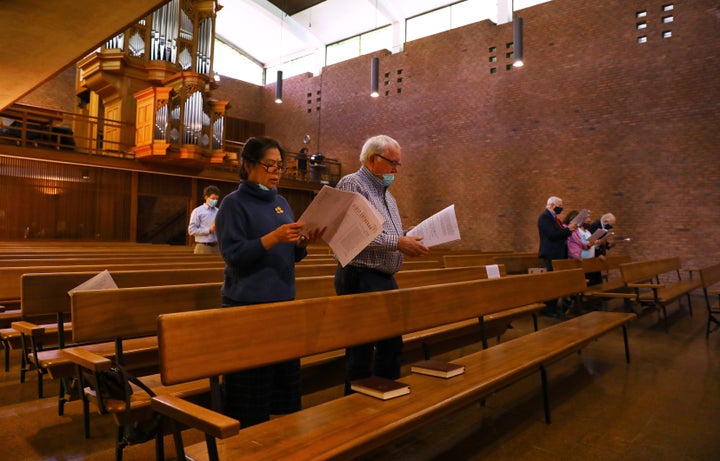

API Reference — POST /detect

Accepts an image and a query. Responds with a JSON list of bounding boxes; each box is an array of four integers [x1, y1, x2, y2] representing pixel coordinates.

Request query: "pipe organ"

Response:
[[77, 0, 228, 169]]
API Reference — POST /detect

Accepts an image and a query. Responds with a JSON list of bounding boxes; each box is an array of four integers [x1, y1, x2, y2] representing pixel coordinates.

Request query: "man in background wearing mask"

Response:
[[537, 196, 577, 317], [589, 212, 617, 258], [188, 185, 221, 254], [334, 134, 429, 394]]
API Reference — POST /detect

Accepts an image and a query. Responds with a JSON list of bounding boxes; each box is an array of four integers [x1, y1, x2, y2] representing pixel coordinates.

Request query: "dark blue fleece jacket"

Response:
[[215, 181, 307, 305]]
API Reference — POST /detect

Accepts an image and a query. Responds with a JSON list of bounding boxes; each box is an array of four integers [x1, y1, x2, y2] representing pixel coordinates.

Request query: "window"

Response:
[[213, 39, 263, 85]]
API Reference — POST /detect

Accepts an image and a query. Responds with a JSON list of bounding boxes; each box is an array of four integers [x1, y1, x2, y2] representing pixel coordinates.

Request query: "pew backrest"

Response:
[[70, 282, 223, 343], [699, 263, 720, 290], [157, 269, 587, 385], [620, 257, 682, 283], [0, 262, 225, 301], [21, 268, 224, 318]]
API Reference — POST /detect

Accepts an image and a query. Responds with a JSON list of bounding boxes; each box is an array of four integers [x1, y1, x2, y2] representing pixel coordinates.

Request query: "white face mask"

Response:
[[208, 199, 218, 207], [257, 184, 270, 191]]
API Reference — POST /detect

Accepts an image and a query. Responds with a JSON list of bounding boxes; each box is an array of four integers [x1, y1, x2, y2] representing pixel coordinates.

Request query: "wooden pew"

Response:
[[55, 265, 543, 452], [8, 268, 225, 390], [150, 270, 636, 461], [442, 253, 543, 275], [619, 257, 701, 332], [61, 283, 224, 454], [552, 255, 633, 308], [0, 254, 221, 267], [698, 263, 720, 338], [0, 262, 226, 306]]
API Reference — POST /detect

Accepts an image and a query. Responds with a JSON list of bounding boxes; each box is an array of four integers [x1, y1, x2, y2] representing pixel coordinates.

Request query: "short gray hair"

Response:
[[359, 135, 400, 164], [546, 196, 562, 209], [601, 213, 616, 226]]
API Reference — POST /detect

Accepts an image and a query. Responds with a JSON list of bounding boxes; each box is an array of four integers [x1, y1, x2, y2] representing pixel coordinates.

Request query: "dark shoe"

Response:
[[540, 307, 563, 319]]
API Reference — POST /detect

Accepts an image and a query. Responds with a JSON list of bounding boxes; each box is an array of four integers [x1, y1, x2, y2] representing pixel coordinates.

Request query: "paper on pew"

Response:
[[298, 186, 384, 267], [406, 204, 461, 248], [485, 264, 501, 279], [68, 269, 119, 296]]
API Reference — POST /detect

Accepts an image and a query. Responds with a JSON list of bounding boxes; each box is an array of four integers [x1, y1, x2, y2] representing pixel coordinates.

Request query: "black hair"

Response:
[[203, 185, 221, 197], [239, 136, 285, 180]]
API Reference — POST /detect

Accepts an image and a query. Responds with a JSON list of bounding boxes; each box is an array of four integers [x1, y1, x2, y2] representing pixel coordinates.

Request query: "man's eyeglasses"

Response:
[[257, 162, 285, 174], [375, 154, 401, 167]]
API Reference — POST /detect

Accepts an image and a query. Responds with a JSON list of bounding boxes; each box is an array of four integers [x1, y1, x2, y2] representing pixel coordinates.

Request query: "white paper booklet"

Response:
[[298, 186, 384, 267], [406, 204, 461, 248], [588, 228, 608, 244], [485, 264, 501, 279], [68, 269, 119, 296], [570, 209, 590, 227]]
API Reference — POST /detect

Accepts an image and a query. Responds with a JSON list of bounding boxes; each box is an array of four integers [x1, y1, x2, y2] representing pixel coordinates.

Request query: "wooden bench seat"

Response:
[[552, 255, 634, 307], [1, 321, 71, 372], [179, 312, 635, 461], [697, 263, 720, 337], [150, 270, 635, 461], [619, 257, 701, 332]]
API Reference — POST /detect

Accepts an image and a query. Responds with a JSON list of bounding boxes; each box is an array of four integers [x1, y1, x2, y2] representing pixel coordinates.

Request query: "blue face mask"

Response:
[[382, 174, 395, 188], [257, 184, 270, 191], [208, 199, 218, 207]]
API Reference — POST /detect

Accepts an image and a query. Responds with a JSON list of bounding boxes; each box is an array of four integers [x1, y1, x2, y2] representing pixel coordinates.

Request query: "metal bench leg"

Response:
[[154, 420, 165, 461], [661, 304, 669, 333], [479, 317, 488, 350], [686, 292, 693, 317], [3, 341, 8, 372], [531, 313, 539, 331], [622, 324, 631, 363], [540, 364, 551, 424], [207, 434, 220, 461]]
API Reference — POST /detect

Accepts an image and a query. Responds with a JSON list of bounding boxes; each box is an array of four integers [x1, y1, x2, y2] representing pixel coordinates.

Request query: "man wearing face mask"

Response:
[[334, 134, 429, 394], [537, 196, 577, 317], [588, 212, 617, 258], [188, 185, 221, 254]]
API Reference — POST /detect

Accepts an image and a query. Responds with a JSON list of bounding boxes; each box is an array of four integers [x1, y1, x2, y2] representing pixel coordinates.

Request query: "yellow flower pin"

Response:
[[275, 206, 284, 214]]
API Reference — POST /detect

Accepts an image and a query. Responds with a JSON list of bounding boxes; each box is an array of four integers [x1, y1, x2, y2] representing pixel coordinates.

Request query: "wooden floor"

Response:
[[1, 295, 719, 460]]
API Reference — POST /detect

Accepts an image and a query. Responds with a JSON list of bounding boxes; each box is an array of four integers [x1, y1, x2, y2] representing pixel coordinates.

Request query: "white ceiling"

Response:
[[215, 0, 540, 68]]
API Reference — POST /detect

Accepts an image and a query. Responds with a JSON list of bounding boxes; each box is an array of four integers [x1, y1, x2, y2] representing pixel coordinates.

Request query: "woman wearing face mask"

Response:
[[215, 136, 324, 428], [565, 211, 596, 261]]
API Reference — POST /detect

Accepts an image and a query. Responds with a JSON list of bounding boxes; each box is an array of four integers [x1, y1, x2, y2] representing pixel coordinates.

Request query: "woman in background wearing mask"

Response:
[[215, 136, 324, 427]]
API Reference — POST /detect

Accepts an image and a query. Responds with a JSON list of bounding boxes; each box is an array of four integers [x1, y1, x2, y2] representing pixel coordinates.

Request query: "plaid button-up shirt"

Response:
[[335, 166, 404, 274]]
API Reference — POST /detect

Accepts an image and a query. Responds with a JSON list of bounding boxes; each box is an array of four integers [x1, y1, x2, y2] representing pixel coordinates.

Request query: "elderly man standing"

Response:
[[334, 134, 429, 394], [537, 196, 577, 317]]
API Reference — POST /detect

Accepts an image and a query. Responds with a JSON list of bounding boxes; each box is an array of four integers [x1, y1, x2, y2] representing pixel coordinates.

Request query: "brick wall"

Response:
[[261, 0, 720, 267], [18, 0, 720, 267]]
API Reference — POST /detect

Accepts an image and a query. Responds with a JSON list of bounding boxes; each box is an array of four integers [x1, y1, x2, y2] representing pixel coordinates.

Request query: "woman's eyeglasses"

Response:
[[257, 162, 285, 174]]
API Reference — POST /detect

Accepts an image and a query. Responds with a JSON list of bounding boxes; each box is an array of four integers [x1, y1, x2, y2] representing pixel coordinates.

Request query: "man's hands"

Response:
[[398, 235, 429, 257]]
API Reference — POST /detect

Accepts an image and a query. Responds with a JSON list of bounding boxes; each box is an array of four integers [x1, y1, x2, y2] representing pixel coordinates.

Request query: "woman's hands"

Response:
[[297, 225, 326, 248], [261, 223, 326, 249]]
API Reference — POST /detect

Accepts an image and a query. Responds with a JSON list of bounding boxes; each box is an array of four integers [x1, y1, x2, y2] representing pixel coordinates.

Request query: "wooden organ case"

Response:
[[76, 0, 228, 169]]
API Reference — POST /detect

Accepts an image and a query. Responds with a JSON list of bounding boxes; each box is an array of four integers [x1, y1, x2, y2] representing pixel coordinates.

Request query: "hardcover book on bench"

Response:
[[410, 360, 466, 378], [350, 376, 410, 400]]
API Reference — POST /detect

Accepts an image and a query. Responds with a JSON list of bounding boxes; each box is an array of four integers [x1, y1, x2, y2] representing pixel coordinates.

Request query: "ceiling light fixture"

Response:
[[513, 16, 524, 67], [370, 57, 379, 97], [275, 70, 283, 103]]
